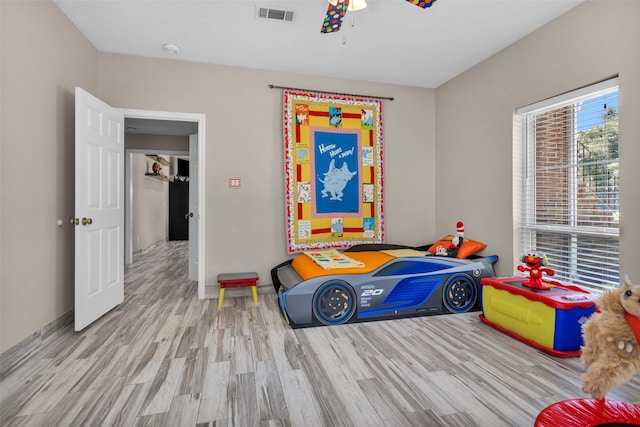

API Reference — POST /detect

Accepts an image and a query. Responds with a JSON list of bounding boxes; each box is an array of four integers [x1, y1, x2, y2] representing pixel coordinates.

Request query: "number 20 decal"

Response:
[[362, 289, 383, 297]]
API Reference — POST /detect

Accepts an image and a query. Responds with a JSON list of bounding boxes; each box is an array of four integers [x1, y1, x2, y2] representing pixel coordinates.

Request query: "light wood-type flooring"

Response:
[[1, 241, 639, 426]]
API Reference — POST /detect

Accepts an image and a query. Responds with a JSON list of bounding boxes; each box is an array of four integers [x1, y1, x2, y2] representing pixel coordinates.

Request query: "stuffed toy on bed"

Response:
[[427, 222, 487, 259], [581, 275, 640, 399]]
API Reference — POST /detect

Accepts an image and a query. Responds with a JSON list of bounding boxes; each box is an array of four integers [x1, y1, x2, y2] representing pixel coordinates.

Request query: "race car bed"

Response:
[[271, 244, 498, 328]]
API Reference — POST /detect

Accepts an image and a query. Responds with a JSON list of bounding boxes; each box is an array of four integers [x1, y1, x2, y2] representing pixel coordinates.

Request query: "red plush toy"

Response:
[[517, 253, 555, 290]]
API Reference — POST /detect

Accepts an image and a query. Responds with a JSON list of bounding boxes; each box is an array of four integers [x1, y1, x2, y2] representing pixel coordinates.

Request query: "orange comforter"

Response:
[[291, 251, 395, 281]]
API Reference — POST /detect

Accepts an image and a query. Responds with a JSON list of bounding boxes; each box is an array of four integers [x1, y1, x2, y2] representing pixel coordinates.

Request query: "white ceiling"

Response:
[[53, 0, 584, 89]]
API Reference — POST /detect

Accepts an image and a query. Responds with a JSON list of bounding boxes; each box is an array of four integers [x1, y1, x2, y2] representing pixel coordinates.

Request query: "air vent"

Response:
[[256, 5, 295, 23]]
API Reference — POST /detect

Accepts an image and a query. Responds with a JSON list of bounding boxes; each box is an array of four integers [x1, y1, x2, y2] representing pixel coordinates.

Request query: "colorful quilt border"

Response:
[[282, 89, 385, 254]]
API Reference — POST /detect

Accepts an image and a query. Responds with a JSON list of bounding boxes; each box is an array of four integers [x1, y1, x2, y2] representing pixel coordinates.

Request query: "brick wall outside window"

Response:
[[534, 107, 570, 225], [533, 106, 616, 227]]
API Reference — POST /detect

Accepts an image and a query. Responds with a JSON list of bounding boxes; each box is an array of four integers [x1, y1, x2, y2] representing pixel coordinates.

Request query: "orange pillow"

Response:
[[428, 235, 487, 259]]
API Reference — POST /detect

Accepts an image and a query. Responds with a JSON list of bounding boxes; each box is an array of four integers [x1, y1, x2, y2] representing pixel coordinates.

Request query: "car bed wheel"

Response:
[[312, 280, 356, 326], [442, 273, 477, 313]]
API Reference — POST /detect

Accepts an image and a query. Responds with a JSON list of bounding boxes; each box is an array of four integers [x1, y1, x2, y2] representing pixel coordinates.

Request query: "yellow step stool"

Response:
[[217, 272, 259, 307]]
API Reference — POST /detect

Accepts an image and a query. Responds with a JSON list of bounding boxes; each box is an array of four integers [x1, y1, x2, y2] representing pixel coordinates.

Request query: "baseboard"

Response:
[[257, 282, 272, 292], [0, 311, 73, 380]]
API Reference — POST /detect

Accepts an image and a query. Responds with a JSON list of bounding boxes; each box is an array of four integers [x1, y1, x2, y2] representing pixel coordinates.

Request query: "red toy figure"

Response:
[[518, 253, 555, 290]]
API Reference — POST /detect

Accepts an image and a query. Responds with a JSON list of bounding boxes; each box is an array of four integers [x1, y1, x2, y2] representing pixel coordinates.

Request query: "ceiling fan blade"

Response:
[[321, 0, 350, 34], [405, 0, 438, 9]]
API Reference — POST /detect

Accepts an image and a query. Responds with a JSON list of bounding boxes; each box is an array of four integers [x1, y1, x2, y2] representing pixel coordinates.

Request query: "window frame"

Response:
[[514, 77, 619, 293]]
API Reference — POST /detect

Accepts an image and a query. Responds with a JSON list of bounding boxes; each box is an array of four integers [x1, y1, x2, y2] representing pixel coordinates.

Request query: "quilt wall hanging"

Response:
[[282, 89, 385, 254]]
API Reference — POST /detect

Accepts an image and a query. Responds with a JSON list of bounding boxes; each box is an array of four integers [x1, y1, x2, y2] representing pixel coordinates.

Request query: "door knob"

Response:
[[71, 218, 79, 225], [81, 217, 93, 226], [185, 212, 194, 219]]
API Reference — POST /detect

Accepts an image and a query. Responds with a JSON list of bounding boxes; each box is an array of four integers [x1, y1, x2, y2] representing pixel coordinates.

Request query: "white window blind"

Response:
[[516, 78, 619, 293]]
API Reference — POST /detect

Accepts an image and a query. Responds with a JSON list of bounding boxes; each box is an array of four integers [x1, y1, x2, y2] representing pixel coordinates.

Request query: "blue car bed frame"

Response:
[[271, 244, 498, 328]]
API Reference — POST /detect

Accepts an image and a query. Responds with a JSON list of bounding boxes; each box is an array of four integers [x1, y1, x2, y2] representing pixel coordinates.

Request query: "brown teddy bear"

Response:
[[581, 275, 640, 399]]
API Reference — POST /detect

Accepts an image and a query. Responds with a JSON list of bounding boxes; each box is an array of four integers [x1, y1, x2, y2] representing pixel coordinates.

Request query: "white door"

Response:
[[188, 134, 199, 281], [74, 88, 124, 331]]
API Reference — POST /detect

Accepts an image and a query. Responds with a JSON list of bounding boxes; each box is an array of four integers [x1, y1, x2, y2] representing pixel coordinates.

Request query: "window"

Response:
[[516, 78, 619, 293]]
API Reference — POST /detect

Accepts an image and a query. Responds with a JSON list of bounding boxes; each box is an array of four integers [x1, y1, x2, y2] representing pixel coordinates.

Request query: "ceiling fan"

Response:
[[321, 0, 438, 34]]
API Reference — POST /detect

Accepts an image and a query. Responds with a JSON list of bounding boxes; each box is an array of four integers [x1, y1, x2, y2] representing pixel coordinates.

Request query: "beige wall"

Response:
[[96, 54, 436, 294], [7, 0, 634, 355], [125, 133, 189, 152], [1, 1, 99, 353], [434, 0, 640, 278], [0, 1, 435, 352]]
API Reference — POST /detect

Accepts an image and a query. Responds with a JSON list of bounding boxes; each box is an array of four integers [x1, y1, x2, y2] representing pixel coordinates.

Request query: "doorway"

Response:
[[122, 109, 206, 299], [126, 150, 189, 252]]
